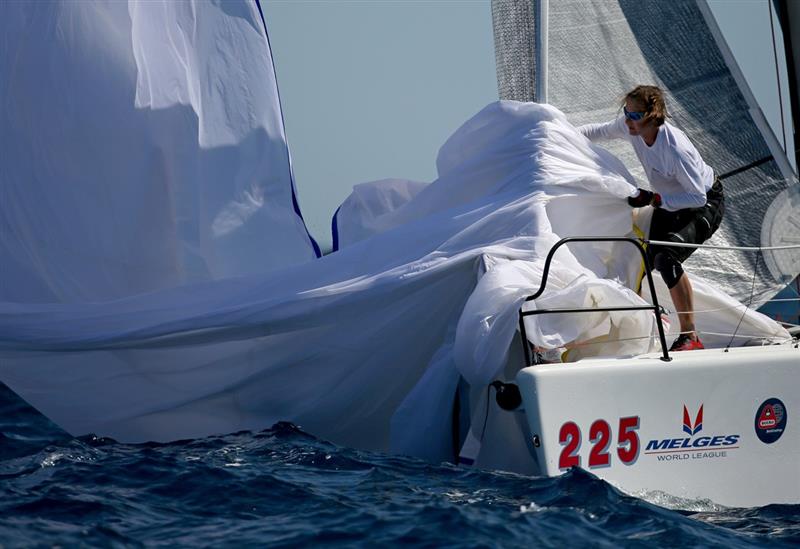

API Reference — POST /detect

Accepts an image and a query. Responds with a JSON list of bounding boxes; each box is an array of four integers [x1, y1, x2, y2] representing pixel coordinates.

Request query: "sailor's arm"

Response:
[[577, 116, 628, 142]]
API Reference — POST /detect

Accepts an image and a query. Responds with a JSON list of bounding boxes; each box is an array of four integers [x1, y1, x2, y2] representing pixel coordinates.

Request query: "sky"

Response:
[[263, 0, 795, 251]]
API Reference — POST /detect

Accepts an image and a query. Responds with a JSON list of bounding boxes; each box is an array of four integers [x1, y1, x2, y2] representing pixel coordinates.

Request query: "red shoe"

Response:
[[670, 333, 705, 352]]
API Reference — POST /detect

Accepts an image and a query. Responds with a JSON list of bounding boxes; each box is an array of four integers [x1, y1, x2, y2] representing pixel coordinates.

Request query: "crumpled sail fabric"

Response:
[[0, 0, 318, 304], [332, 179, 428, 251], [0, 102, 789, 466]]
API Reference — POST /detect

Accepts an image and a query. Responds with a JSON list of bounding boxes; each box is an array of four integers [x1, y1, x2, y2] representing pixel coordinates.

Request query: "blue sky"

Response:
[[264, 1, 496, 248], [263, 0, 794, 250]]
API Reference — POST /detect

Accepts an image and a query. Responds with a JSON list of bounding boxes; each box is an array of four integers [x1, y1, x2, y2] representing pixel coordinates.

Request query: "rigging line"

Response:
[[768, 0, 788, 154], [565, 333, 660, 346], [669, 297, 800, 314], [671, 299, 798, 313], [643, 239, 800, 251], [726, 248, 762, 351], [564, 334, 658, 349], [703, 330, 790, 340], [673, 304, 751, 314], [562, 331, 791, 349]]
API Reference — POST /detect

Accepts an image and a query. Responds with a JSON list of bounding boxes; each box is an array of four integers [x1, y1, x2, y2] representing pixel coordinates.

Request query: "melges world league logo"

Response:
[[645, 403, 740, 459]]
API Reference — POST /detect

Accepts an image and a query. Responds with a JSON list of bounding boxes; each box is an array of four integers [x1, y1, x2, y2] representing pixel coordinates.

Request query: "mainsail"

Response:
[[0, 0, 319, 304], [492, 0, 800, 305]]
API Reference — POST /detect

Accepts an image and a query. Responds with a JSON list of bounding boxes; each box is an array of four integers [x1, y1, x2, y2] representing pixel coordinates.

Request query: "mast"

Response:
[[775, 0, 800, 175], [491, 0, 537, 102], [534, 0, 548, 103]]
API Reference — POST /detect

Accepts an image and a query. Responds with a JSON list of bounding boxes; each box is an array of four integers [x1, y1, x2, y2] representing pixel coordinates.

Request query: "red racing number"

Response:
[[558, 421, 581, 470], [557, 416, 641, 469], [588, 419, 611, 467], [617, 416, 640, 465]]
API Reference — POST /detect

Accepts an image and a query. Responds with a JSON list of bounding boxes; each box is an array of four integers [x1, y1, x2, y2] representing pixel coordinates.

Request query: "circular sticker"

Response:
[[754, 398, 787, 444]]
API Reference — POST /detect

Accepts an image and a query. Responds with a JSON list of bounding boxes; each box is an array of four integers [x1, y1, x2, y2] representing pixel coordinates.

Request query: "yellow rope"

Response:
[[632, 224, 647, 296]]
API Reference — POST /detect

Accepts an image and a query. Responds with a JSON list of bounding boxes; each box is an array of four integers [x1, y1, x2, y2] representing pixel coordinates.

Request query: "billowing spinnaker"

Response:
[[0, 0, 318, 304]]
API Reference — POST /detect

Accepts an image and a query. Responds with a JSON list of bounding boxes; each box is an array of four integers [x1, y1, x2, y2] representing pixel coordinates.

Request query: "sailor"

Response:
[[579, 85, 725, 351]]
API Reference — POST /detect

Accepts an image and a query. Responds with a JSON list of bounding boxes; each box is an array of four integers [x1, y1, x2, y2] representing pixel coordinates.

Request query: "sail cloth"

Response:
[[0, 102, 788, 464], [0, 0, 318, 304], [492, 0, 799, 305]]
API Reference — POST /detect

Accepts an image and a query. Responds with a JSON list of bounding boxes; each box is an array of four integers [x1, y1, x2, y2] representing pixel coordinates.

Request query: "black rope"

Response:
[[480, 385, 492, 441], [451, 382, 461, 463]]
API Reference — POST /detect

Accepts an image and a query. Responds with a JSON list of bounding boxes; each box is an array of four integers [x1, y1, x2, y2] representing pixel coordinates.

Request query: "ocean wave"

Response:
[[1, 384, 797, 547]]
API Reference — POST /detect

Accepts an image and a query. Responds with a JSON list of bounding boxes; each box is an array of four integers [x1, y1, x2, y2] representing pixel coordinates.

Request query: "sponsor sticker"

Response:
[[754, 398, 787, 444]]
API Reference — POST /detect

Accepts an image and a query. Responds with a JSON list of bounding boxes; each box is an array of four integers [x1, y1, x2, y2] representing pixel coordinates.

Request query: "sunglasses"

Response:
[[623, 106, 646, 122]]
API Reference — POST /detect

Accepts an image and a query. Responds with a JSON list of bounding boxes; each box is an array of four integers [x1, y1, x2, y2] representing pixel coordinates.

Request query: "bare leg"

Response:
[[668, 272, 697, 338]]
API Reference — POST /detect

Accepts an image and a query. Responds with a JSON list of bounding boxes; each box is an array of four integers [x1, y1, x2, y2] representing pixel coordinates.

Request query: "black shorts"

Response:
[[647, 177, 725, 267]]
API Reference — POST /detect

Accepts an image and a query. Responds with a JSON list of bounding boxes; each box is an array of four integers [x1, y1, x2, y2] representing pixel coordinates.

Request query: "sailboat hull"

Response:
[[516, 344, 799, 508]]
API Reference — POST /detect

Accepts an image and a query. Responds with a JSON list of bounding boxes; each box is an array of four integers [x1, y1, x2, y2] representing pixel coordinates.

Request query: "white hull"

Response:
[[515, 344, 799, 508]]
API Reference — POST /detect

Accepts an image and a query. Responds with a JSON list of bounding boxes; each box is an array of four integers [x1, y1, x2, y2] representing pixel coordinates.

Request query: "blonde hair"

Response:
[[623, 85, 669, 126]]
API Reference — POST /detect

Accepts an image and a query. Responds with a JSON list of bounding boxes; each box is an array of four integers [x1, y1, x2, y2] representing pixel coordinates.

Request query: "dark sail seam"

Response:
[[718, 156, 773, 180]]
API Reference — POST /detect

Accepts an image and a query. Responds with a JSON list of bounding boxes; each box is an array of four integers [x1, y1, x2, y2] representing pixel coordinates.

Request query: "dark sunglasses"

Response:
[[623, 106, 646, 122]]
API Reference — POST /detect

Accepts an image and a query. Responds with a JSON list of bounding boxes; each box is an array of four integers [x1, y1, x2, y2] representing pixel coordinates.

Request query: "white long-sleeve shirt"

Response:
[[578, 116, 714, 211]]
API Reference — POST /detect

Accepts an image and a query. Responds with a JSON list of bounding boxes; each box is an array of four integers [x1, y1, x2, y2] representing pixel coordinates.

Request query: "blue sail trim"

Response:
[[331, 205, 342, 253], [253, 0, 321, 258]]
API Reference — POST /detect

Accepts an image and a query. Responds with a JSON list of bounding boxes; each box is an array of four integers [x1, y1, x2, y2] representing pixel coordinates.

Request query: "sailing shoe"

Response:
[[669, 333, 705, 352]]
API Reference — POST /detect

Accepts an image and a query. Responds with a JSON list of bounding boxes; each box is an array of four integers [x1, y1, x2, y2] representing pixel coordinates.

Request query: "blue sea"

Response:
[[1, 383, 797, 547]]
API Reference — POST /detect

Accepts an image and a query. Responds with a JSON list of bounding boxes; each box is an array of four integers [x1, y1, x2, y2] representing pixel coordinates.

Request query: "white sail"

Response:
[[0, 0, 319, 304]]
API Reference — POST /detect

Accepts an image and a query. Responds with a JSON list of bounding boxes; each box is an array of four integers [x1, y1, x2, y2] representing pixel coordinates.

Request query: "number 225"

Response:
[[558, 416, 640, 470]]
